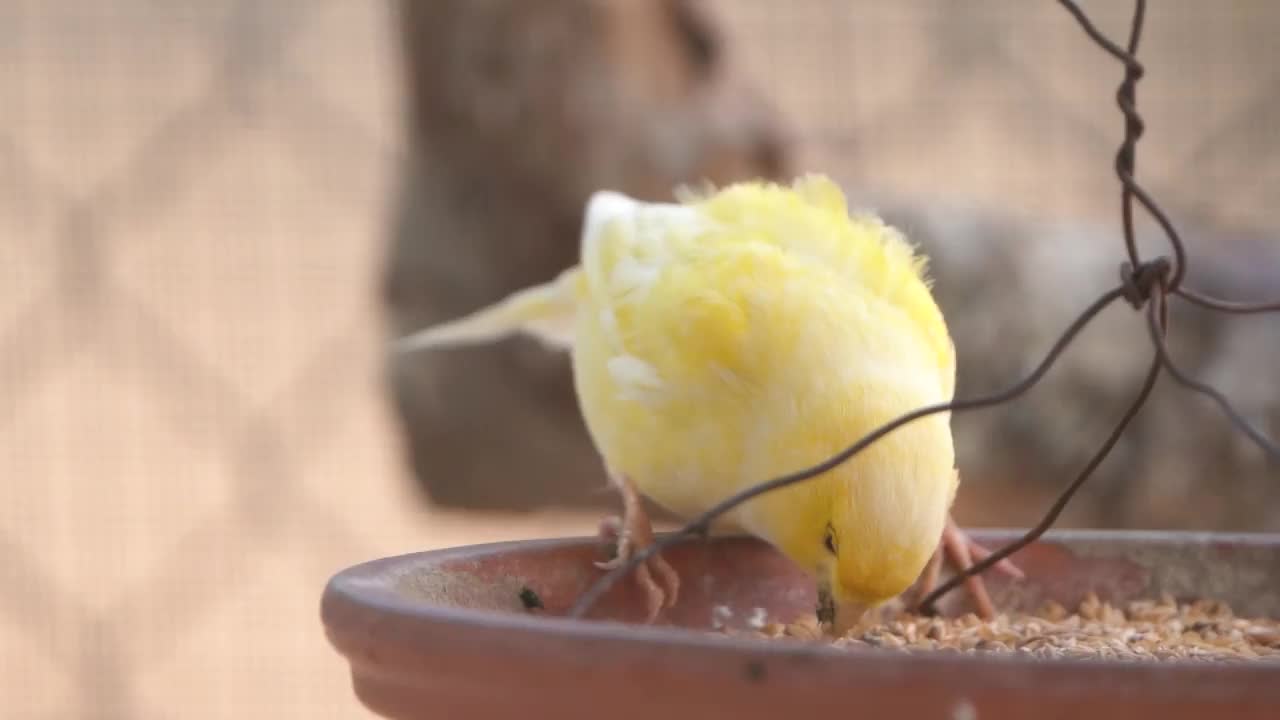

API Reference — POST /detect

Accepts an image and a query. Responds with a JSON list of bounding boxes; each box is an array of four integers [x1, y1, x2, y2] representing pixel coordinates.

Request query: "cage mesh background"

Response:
[[1, 1, 1276, 717]]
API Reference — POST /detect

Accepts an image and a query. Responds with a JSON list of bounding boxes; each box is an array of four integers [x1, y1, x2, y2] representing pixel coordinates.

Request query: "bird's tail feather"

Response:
[[393, 266, 581, 354]]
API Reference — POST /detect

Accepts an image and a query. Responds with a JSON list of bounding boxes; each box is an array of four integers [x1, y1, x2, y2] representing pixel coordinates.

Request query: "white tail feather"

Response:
[[393, 267, 580, 354]]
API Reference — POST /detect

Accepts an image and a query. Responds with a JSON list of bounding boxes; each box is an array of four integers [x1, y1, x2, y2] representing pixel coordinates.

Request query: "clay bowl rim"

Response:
[[321, 528, 1280, 674]]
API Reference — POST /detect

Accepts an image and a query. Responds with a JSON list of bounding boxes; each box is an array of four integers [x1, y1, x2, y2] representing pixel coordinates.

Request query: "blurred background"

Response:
[[2, 0, 1277, 717]]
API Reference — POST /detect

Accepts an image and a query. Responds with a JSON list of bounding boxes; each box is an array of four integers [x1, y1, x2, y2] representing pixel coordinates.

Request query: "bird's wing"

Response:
[[578, 191, 714, 403], [695, 175, 957, 400], [578, 178, 956, 405]]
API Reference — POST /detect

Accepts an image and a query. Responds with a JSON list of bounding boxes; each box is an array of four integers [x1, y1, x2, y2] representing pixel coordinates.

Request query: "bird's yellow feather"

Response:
[[397, 174, 960, 612], [571, 176, 956, 605]]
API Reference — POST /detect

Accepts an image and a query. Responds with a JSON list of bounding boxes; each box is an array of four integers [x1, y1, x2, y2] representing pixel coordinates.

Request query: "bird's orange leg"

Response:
[[595, 472, 680, 623], [915, 514, 1025, 619]]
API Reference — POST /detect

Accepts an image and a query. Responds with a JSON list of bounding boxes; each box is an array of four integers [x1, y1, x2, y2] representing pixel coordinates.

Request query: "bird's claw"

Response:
[[594, 515, 629, 570], [961, 534, 1026, 580], [595, 478, 681, 623], [915, 514, 1024, 620]]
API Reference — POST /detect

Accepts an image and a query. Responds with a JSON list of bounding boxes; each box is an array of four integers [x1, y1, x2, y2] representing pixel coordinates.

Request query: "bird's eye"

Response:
[[823, 525, 838, 555]]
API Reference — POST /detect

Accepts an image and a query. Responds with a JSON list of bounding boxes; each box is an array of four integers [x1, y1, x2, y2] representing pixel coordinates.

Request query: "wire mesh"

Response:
[[570, 0, 1280, 621], [1, 1, 1277, 717]]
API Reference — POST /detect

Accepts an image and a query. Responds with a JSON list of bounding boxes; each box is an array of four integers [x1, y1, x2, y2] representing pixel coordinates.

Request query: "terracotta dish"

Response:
[[322, 530, 1280, 719]]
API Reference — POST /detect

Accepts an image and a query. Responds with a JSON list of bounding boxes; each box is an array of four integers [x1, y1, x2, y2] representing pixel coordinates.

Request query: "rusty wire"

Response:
[[567, 0, 1280, 621]]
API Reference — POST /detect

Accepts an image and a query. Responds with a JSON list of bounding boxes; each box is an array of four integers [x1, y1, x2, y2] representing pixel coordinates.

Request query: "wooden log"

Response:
[[383, 0, 791, 511]]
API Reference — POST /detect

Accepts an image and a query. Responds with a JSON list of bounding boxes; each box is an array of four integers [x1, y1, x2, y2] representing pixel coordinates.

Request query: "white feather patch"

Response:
[[581, 191, 638, 262], [609, 258, 661, 296], [607, 354, 664, 402], [581, 189, 705, 300]]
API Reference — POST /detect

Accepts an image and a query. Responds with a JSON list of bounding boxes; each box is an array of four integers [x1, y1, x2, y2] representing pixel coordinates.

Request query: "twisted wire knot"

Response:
[[1119, 257, 1171, 309]]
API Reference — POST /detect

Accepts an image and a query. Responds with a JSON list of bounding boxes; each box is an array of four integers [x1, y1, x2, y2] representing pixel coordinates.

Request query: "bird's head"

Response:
[[756, 409, 957, 636], [814, 495, 945, 634]]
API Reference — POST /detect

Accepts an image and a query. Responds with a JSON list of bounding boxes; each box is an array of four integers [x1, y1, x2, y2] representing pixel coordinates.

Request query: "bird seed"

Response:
[[720, 593, 1280, 662]]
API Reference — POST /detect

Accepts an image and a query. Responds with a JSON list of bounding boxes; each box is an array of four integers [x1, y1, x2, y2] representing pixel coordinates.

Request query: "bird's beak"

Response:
[[817, 580, 870, 636], [833, 599, 871, 636], [816, 581, 836, 627]]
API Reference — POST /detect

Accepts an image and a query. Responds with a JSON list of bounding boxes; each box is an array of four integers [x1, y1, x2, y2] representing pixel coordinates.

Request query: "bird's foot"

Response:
[[594, 474, 680, 623], [915, 514, 1025, 620]]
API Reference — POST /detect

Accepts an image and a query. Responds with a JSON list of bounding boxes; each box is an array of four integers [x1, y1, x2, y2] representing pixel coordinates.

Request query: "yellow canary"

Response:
[[397, 174, 1014, 629]]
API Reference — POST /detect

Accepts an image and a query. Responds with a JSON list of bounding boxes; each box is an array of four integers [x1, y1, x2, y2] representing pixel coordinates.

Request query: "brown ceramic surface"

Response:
[[322, 530, 1280, 719]]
